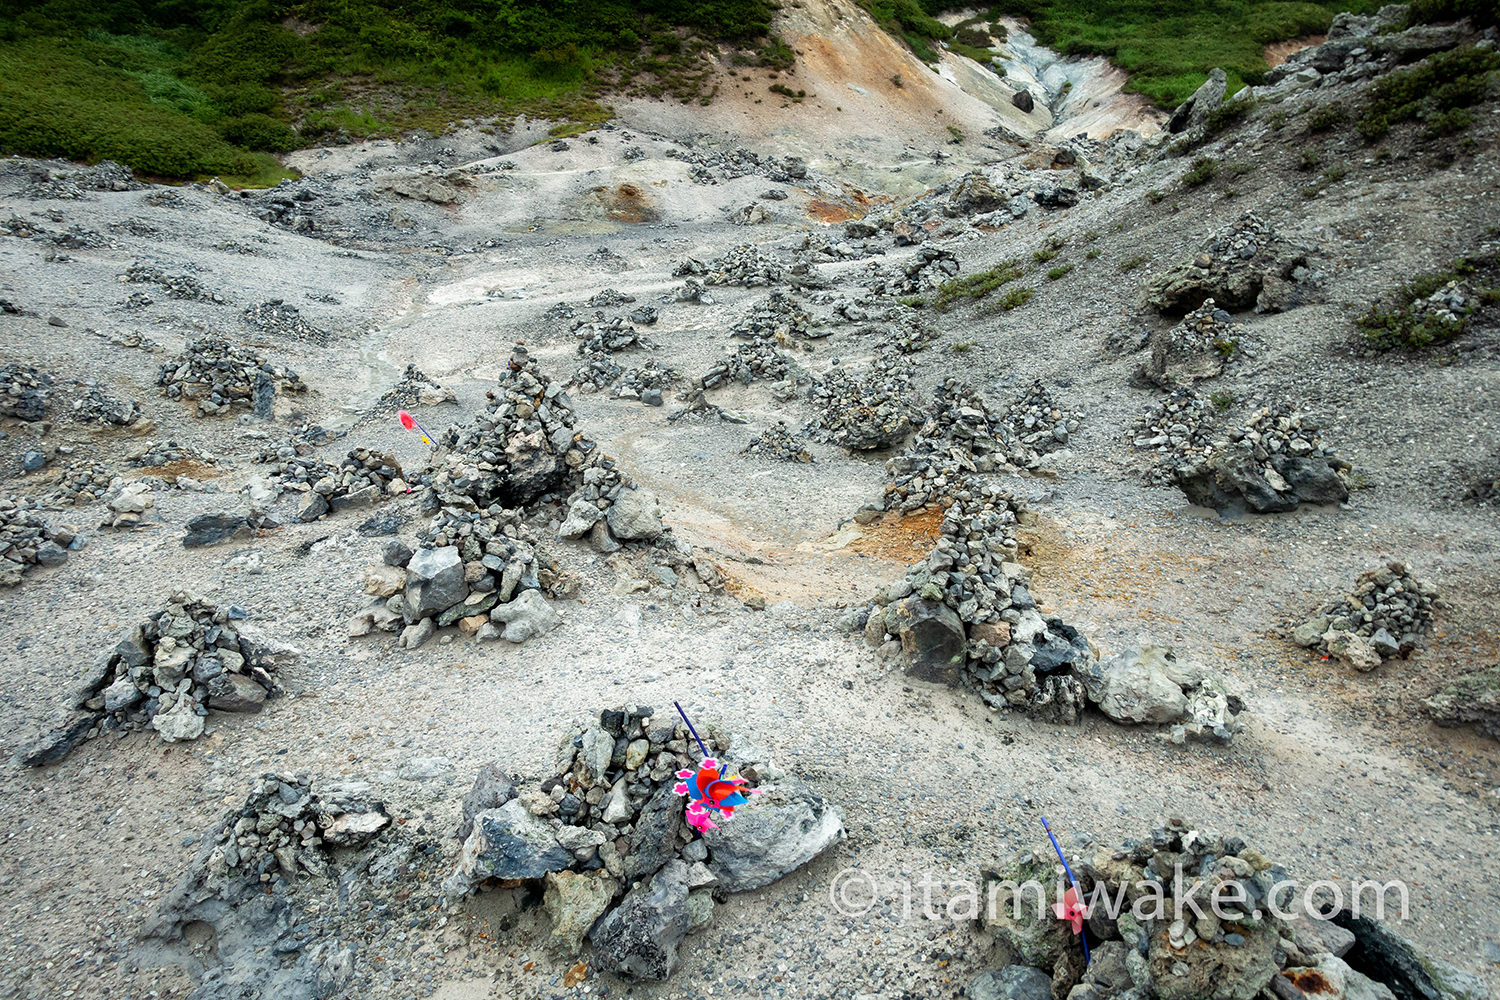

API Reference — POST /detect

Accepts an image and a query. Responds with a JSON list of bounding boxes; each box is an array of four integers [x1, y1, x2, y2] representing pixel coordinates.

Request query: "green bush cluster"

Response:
[[0, 0, 782, 181], [1357, 255, 1498, 351], [933, 259, 1025, 310], [1356, 44, 1500, 140]]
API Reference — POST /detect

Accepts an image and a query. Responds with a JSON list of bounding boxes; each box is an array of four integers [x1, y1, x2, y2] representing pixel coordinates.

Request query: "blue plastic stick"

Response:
[[674, 701, 709, 758], [1041, 816, 1091, 966]]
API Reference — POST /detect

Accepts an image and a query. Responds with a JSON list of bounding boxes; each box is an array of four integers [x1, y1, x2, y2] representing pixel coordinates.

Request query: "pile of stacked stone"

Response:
[[697, 340, 802, 390], [973, 818, 1484, 1000], [129, 438, 214, 469], [442, 706, 843, 981], [784, 231, 875, 266], [674, 278, 714, 305], [420, 346, 595, 513], [374, 364, 455, 411], [0, 363, 53, 421], [1131, 389, 1219, 486], [1137, 299, 1245, 389], [1005, 380, 1082, 454], [0, 497, 77, 586], [674, 244, 783, 287], [100, 479, 155, 529], [572, 313, 652, 353], [185, 773, 390, 884], [1146, 210, 1316, 314], [1174, 401, 1351, 513], [1290, 561, 1439, 671], [263, 448, 405, 521], [43, 463, 114, 506], [883, 381, 1028, 511], [242, 300, 329, 344], [613, 361, 680, 406], [570, 352, 625, 393], [21, 590, 299, 764], [69, 385, 142, 427], [663, 144, 807, 184], [350, 508, 563, 649], [804, 350, 920, 451], [857, 246, 960, 296], [1425, 664, 1500, 740], [729, 290, 823, 342], [1, 215, 44, 238], [252, 423, 342, 463], [742, 422, 813, 463], [124, 262, 223, 303], [157, 335, 305, 417], [667, 390, 740, 425], [860, 482, 1240, 737]]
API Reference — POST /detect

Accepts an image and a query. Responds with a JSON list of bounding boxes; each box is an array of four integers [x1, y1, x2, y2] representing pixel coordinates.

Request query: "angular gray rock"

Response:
[[606, 487, 664, 540], [452, 799, 572, 884], [1090, 645, 1189, 724], [1423, 663, 1500, 740], [888, 597, 966, 686], [969, 965, 1053, 1000], [490, 589, 561, 643], [404, 545, 466, 617], [1167, 67, 1228, 134], [703, 775, 844, 892], [588, 859, 692, 981]]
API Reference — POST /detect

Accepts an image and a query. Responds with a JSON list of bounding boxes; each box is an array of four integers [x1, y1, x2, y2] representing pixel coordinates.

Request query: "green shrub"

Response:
[[1085, 247, 1101, 259], [1046, 263, 1074, 280], [1181, 156, 1218, 185], [1119, 253, 1150, 273], [993, 286, 1035, 311], [1309, 104, 1346, 131], [1357, 254, 1497, 350], [219, 112, 298, 152], [933, 260, 1025, 310], [1297, 147, 1322, 171], [1357, 45, 1500, 141]]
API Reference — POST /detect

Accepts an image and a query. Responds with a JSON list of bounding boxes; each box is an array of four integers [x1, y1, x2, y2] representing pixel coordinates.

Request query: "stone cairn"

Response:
[[1173, 401, 1351, 513], [374, 363, 456, 410], [1132, 389, 1219, 486], [883, 380, 1036, 512], [252, 422, 342, 463], [264, 448, 406, 521], [1290, 562, 1439, 671], [1137, 299, 1246, 390], [157, 335, 305, 417], [696, 339, 802, 391], [730, 290, 823, 342], [42, 463, 114, 506], [242, 300, 329, 344], [69, 384, 142, 427], [857, 245, 959, 297], [1146, 210, 1316, 315], [124, 261, 223, 302], [22, 591, 299, 765], [0, 363, 53, 421], [673, 244, 783, 287], [0, 497, 77, 586], [974, 818, 1486, 1000], [354, 346, 678, 648], [859, 481, 1241, 739], [743, 421, 813, 463], [196, 774, 391, 884], [1006, 379, 1082, 454], [804, 348, 921, 452], [443, 706, 843, 981], [572, 313, 652, 354]]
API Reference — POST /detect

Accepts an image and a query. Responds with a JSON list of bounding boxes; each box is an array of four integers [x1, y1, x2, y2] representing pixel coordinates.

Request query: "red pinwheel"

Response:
[[397, 409, 434, 446], [672, 702, 759, 833], [1054, 884, 1087, 935]]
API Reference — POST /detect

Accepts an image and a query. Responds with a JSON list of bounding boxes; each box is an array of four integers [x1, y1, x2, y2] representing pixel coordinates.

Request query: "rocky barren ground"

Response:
[[1, 7, 1499, 1000]]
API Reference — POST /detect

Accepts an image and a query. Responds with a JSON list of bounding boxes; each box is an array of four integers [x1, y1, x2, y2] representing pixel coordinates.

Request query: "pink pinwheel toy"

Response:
[[1054, 884, 1088, 935], [673, 758, 755, 833]]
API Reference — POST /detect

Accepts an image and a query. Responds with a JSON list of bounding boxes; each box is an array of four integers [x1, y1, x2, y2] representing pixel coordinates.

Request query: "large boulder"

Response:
[[622, 784, 683, 882], [1424, 664, 1500, 739], [945, 173, 1007, 217], [606, 488, 664, 540], [1148, 909, 1279, 1000], [490, 590, 561, 643], [979, 853, 1070, 968], [404, 545, 467, 618], [452, 799, 572, 884], [888, 598, 966, 686], [1167, 68, 1228, 134], [1089, 645, 1190, 724], [543, 869, 618, 956], [702, 775, 844, 891], [588, 859, 693, 981]]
